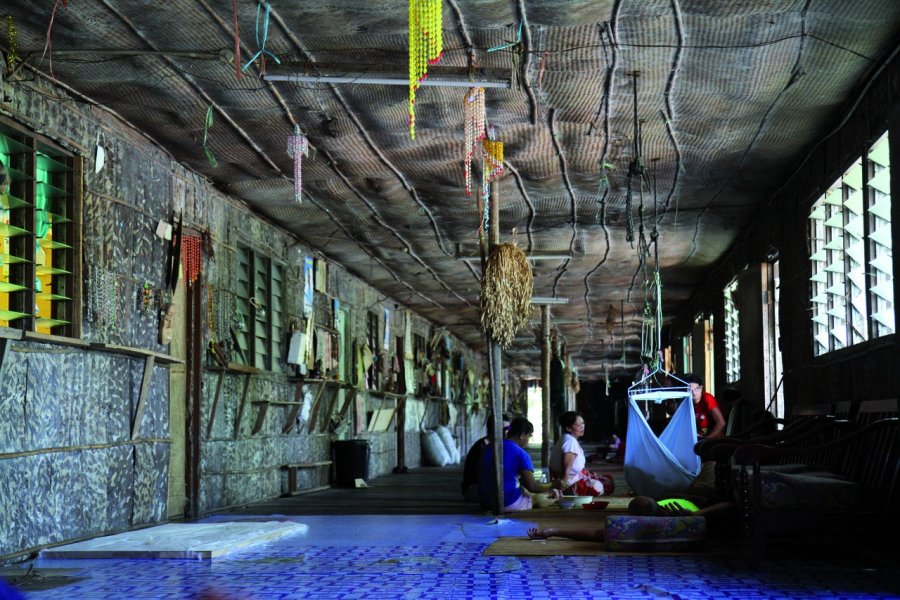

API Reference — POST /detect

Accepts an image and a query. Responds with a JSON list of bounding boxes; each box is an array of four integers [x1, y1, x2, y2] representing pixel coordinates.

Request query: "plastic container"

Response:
[[332, 439, 370, 487]]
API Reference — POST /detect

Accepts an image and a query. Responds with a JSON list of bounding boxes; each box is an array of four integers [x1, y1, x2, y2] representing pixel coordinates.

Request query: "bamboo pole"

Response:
[[487, 181, 504, 515], [541, 304, 551, 468]]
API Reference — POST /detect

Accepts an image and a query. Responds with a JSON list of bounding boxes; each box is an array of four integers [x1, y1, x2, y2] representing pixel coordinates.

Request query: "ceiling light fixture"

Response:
[[264, 64, 511, 89], [531, 297, 569, 305], [457, 253, 572, 263]]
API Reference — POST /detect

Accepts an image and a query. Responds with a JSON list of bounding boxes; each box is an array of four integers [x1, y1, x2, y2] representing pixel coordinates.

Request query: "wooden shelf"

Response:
[[90, 343, 184, 365]]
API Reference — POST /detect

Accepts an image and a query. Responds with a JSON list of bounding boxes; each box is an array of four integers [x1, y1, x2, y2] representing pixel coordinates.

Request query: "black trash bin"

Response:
[[332, 439, 370, 487]]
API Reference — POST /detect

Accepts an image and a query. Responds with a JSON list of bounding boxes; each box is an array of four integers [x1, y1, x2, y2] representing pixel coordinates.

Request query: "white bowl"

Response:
[[567, 496, 595, 506]]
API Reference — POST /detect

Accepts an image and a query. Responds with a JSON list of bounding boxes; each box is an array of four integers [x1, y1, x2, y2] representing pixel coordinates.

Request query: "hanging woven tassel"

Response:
[[408, 0, 444, 139], [463, 87, 485, 196], [287, 125, 309, 204]]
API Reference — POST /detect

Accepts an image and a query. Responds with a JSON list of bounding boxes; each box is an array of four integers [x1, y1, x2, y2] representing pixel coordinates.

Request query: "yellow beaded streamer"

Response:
[[482, 139, 504, 182], [408, 0, 443, 139], [6, 16, 19, 74]]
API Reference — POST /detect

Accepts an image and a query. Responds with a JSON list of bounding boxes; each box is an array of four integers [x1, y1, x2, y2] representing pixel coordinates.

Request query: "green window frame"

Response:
[[235, 245, 283, 372], [0, 118, 82, 337]]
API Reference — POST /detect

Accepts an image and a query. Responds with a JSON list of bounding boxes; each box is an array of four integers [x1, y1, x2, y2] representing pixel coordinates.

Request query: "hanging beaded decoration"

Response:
[[139, 281, 157, 316], [287, 125, 309, 204], [181, 235, 203, 284], [87, 265, 120, 336], [463, 87, 486, 196], [480, 128, 504, 233], [408, 0, 443, 139], [6, 16, 19, 75]]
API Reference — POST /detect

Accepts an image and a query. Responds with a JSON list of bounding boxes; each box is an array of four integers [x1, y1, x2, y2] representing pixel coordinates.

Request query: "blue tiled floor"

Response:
[[8, 514, 900, 599]]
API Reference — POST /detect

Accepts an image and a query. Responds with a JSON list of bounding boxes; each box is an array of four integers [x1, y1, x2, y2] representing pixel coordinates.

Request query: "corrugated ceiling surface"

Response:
[[3, 0, 899, 378]]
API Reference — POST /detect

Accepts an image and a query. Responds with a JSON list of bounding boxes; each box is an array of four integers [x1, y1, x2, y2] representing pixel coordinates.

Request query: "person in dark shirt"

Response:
[[461, 413, 510, 501]]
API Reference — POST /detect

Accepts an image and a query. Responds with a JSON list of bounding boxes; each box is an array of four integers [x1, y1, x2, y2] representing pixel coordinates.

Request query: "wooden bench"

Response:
[[733, 415, 899, 563], [281, 461, 332, 496]]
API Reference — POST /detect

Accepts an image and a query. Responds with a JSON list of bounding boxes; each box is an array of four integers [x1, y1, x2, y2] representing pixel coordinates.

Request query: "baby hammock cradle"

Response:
[[624, 370, 701, 498]]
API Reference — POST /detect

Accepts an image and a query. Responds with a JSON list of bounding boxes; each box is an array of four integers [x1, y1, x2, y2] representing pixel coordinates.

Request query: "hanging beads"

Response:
[[408, 0, 444, 139], [6, 16, 19, 75], [463, 87, 485, 196], [181, 235, 203, 284], [287, 125, 309, 204], [87, 265, 120, 337]]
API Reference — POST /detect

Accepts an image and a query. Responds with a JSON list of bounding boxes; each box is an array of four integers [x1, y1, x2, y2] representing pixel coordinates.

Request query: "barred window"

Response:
[[809, 132, 893, 355], [235, 245, 283, 371], [723, 278, 740, 383], [0, 119, 81, 337]]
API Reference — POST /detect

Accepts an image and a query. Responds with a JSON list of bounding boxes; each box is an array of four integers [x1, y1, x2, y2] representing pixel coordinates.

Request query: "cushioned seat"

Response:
[[605, 515, 706, 552]]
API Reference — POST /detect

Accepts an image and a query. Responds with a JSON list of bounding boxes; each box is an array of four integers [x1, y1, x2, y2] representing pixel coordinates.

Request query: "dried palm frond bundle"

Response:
[[481, 243, 533, 348]]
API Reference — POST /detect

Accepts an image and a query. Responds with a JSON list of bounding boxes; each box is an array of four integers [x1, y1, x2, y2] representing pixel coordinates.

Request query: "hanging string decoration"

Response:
[[86, 265, 120, 336], [479, 129, 504, 233], [480, 243, 533, 348], [463, 87, 486, 195], [41, 0, 69, 79], [408, 0, 444, 139], [6, 16, 19, 75], [241, 1, 281, 74], [232, 0, 242, 81], [202, 105, 217, 168], [287, 125, 309, 204], [182, 234, 203, 284]]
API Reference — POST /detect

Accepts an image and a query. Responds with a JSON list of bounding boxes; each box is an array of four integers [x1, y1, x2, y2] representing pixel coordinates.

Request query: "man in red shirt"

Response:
[[685, 373, 725, 439]]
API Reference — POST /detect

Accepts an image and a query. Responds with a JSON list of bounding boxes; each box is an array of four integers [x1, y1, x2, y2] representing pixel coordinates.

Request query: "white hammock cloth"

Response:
[[624, 391, 701, 498]]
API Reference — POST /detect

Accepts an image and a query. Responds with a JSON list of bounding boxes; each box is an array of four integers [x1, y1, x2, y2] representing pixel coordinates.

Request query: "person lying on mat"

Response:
[[549, 411, 615, 496], [478, 417, 565, 511], [526, 497, 733, 542]]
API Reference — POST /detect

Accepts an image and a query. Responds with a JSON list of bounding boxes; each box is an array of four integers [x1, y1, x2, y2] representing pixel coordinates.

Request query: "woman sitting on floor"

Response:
[[549, 411, 614, 496]]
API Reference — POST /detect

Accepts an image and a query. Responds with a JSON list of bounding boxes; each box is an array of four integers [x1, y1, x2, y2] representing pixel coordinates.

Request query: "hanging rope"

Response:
[[408, 0, 444, 139], [232, 0, 243, 81], [202, 105, 217, 168], [287, 125, 309, 204], [242, 1, 281, 74], [463, 87, 486, 195], [41, 0, 69, 79]]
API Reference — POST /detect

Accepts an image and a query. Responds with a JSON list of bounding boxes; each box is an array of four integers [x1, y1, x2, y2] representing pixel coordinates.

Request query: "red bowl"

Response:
[[582, 500, 609, 510]]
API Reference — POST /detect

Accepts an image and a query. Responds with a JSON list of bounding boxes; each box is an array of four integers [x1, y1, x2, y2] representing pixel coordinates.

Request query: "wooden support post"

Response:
[[395, 395, 407, 472], [307, 381, 333, 434], [282, 378, 306, 433], [251, 400, 270, 435], [487, 180, 504, 515], [541, 304, 551, 468], [206, 370, 226, 439], [332, 387, 357, 430], [232, 372, 253, 438], [131, 355, 156, 440]]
